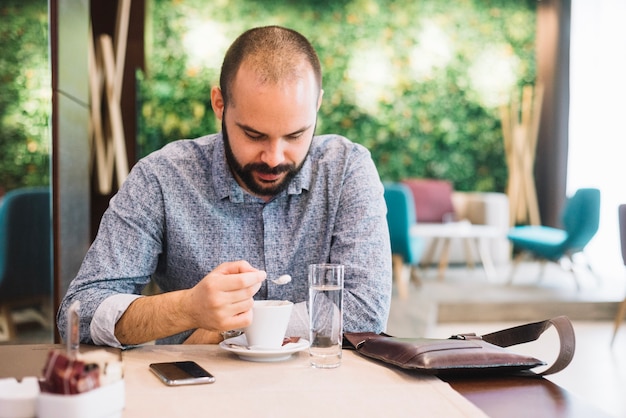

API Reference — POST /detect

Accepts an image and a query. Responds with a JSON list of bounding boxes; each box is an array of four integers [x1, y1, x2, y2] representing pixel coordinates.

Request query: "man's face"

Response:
[[212, 62, 323, 200]]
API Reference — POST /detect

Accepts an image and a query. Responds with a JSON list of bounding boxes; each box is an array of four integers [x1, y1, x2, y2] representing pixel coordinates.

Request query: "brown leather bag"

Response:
[[344, 316, 575, 377]]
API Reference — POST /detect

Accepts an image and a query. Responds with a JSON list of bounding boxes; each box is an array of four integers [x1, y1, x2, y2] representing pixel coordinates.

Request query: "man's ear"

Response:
[[317, 89, 324, 111], [211, 86, 225, 120]]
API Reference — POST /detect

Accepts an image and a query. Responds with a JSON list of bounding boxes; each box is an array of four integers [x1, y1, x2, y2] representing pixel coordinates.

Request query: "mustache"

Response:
[[244, 162, 295, 175]]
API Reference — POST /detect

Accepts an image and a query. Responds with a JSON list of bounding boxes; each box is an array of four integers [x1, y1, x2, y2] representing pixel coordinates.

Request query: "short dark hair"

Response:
[[219, 26, 322, 107]]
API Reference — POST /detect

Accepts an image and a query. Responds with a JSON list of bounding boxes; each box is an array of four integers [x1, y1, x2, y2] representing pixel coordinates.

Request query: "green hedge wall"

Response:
[[0, 1, 536, 195], [0, 0, 50, 193], [138, 0, 536, 192]]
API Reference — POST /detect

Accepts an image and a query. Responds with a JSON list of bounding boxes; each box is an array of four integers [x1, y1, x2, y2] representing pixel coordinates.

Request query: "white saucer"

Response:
[[219, 335, 309, 362]]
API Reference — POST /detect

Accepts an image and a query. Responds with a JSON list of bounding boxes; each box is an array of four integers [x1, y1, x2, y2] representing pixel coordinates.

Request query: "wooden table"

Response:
[[412, 222, 502, 280], [0, 344, 610, 418], [444, 376, 611, 418]]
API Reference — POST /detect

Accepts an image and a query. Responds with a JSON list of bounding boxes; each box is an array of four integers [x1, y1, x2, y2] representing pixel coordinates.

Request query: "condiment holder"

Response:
[[0, 301, 125, 418]]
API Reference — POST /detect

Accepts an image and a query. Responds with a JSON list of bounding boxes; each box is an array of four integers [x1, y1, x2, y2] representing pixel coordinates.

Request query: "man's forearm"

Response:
[[114, 289, 195, 345]]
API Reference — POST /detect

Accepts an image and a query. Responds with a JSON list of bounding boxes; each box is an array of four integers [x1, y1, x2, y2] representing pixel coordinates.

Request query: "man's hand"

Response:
[[184, 260, 266, 333], [114, 260, 266, 345]]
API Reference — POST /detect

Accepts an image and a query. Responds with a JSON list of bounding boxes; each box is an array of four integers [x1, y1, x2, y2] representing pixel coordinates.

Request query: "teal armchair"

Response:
[[0, 187, 52, 340], [507, 188, 601, 289], [383, 183, 426, 298]]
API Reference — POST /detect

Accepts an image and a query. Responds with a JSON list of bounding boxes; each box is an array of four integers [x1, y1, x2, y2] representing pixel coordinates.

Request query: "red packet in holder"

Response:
[[35, 300, 125, 418], [37, 349, 125, 418], [40, 350, 100, 395]]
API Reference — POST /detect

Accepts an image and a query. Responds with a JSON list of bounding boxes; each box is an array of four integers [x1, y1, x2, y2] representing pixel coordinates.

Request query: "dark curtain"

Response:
[[536, 0, 571, 227]]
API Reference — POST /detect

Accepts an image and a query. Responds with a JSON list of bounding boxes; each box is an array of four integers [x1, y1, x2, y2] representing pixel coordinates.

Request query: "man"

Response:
[[58, 26, 392, 347]]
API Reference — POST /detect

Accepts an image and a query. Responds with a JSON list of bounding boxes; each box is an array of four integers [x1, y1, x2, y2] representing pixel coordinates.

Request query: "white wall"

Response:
[[569, 0, 626, 279]]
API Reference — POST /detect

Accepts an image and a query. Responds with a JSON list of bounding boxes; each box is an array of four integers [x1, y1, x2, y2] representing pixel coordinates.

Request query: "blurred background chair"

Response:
[[611, 204, 626, 346], [401, 179, 456, 223], [383, 183, 426, 299], [0, 187, 52, 341], [507, 188, 601, 290], [401, 178, 510, 279]]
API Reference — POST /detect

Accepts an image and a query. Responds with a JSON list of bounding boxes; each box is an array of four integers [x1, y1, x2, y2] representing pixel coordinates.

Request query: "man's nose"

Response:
[[261, 139, 286, 167]]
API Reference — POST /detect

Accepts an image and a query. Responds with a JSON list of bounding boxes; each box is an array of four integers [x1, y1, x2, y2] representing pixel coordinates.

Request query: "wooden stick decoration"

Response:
[[500, 84, 543, 226], [87, 0, 131, 194]]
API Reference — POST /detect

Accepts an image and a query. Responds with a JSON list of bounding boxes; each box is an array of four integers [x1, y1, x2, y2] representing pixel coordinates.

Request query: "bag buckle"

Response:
[[449, 333, 481, 340]]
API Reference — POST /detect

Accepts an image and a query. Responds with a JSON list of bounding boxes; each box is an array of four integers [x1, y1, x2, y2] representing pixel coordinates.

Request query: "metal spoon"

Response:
[[271, 274, 292, 285]]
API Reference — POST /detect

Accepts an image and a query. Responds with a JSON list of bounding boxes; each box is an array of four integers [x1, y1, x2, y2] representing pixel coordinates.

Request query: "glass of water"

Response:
[[308, 263, 344, 368]]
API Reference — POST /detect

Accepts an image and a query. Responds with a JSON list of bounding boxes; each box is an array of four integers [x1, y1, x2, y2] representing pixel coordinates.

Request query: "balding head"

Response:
[[219, 26, 322, 108]]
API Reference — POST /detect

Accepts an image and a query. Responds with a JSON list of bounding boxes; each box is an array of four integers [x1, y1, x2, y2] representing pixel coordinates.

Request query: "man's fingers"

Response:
[[219, 271, 267, 292], [209, 260, 267, 291], [211, 298, 255, 331], [214, 260, 261, 275]]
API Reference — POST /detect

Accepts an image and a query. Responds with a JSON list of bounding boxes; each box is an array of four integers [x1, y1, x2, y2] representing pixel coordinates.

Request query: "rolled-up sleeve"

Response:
[[90, 294, 143, 348]]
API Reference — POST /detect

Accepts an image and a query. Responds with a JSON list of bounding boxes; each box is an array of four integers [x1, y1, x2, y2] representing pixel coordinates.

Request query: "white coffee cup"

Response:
[[244, 300, 293, 349]]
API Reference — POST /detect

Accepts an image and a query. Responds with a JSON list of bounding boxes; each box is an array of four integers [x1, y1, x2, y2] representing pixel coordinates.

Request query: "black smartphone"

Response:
[[149, 361, 216, 386]]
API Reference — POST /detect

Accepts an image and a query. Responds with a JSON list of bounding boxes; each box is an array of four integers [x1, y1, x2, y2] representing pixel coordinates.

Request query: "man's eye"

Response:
[[287, 132, 304, 140], [245, 132, 264, 140]]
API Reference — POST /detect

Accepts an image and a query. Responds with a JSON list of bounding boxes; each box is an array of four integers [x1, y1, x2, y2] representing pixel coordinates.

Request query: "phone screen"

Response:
[[149, 361, 216, 386]]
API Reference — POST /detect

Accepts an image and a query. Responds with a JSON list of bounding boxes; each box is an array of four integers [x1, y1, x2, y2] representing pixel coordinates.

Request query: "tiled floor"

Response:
[[387, 262, 626, 417]]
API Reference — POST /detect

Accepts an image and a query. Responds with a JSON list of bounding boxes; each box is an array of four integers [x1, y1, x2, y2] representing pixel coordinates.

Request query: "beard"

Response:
[[222, 118, 307, 198]]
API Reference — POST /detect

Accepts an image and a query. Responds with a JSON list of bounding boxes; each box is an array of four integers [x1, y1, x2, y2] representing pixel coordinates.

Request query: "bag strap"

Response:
[[345, 316, 576, 376], [472, 315, 575, 376]]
